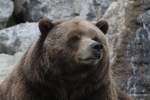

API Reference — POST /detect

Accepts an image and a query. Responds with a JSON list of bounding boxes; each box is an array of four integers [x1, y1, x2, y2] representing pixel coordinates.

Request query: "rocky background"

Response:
[[0, 0, 150, 100]]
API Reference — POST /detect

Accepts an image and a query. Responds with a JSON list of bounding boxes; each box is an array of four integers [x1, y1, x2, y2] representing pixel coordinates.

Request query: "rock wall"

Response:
[[103, 0, 150, 100], [0, 0, 14, 29], [13, 0, 112, 22], [0, 22, 39, 80]]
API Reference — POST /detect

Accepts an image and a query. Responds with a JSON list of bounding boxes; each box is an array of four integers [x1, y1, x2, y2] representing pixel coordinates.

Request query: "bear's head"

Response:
[[38, 17, 109, 75]]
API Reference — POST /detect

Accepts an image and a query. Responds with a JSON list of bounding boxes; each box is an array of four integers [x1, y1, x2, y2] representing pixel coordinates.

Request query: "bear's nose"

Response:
[[90, 42, 103, 51]]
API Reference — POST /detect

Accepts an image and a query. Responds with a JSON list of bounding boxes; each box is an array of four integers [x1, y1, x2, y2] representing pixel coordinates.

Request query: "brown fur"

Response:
[[0, 17, 132, 100]]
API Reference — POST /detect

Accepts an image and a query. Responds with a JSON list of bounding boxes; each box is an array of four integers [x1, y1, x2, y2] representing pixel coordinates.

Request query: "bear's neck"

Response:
[[24, 78, 116, 100], [23, 68, 116, 100]]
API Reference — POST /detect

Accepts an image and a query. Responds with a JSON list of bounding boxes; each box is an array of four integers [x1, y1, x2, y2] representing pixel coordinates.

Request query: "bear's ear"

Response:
[[39, 17, 54, 37], [95, 20, 109, 34]]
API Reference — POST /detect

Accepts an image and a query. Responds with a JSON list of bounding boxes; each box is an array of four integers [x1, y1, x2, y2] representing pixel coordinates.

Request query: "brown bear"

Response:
[[0, 17, 132, 100]]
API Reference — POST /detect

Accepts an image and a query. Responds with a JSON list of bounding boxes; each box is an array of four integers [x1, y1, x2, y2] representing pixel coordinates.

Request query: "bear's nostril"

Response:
[[91, 42, 103, 51]]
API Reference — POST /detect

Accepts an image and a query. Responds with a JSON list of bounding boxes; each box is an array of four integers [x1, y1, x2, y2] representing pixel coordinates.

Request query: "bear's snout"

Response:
[[76, 37, 103, 65], [90, 42, 103, 59], [90, 42, 102, 51]]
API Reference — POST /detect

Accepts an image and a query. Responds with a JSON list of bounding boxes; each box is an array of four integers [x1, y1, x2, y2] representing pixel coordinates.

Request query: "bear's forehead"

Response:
[[47, 19, 107, 46], [60, 19, 97, 30], [57, 19, 103, 36], [49, 18, 106, 43]]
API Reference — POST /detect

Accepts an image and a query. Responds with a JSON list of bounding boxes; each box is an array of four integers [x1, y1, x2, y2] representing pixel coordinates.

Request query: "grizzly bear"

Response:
[[0, 17, 132, 100]]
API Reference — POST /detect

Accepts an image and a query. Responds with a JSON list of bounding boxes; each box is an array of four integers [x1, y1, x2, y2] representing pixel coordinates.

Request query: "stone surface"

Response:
[[126, 9, 150, 100], [14, 0, 112, 22], [0, 0, 14, 29], [0, 22, 39, 54], [0, 22, 40, 81], [0, 52, 23, 80], [103, 0, 150, 100]]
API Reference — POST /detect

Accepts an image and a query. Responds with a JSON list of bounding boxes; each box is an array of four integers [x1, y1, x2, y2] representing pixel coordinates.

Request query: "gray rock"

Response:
[[14, 0, 112, 22], [103, 1, 125, 67], [103, 0, 150, 100], [0, 22, 40, 81], [0, 22, 39, 54], [0, 0, 14, 29], [137, 10, 150, 26], [0, 52, 24, 81]]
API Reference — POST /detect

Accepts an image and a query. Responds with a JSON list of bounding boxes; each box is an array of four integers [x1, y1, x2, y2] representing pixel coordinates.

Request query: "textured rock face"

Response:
[[0, 22, 39, 80], [0, 0, 14, 29], [127, 9, 150, 100], [0, 53, 23, 80], [103, 0, 150, 100], [0, 22, 39, 54], [14, 0, 112, 21]]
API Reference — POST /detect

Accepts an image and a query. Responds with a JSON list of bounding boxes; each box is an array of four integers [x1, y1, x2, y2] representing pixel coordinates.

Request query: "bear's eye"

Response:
[[67, 35, 80, 49], [92, 37, 100, 42], [70, 35, 80, 41]]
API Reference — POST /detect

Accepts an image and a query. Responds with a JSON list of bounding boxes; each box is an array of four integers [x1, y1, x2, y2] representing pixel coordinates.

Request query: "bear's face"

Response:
[[39, 18, 109, 72]]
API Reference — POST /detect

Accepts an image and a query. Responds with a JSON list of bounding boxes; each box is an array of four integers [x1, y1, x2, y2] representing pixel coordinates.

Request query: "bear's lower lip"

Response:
[[83, 58, 99, 60], [79, 57, 100, 64]]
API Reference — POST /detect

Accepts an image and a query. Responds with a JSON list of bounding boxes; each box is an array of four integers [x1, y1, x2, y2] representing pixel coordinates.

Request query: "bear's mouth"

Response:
[[79, 56, 100, 64]]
